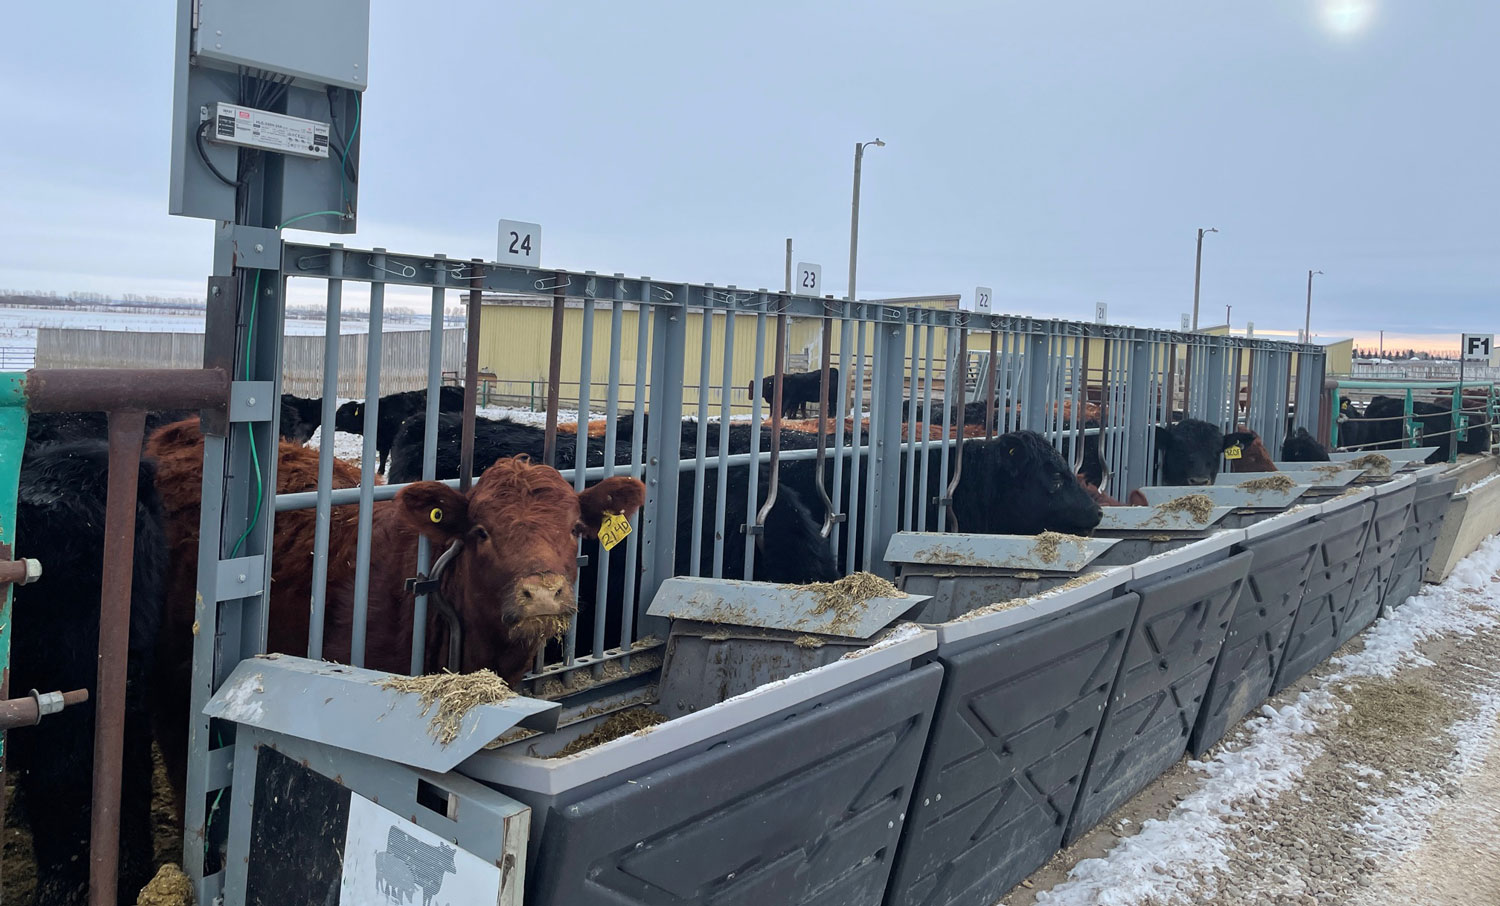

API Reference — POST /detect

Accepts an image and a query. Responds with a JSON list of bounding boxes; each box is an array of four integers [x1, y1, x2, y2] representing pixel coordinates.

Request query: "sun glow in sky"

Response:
[[1320, 0, 1377, 36]]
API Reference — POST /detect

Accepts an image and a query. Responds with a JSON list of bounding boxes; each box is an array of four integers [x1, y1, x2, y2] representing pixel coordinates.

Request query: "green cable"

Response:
[[278, 210, 347, 231], [339, 93, 360, 213], [228, 269, 265, 559]]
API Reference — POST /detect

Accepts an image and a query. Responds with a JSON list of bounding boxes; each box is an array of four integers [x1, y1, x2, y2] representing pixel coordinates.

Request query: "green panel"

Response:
[[0, 372, 29, 766]]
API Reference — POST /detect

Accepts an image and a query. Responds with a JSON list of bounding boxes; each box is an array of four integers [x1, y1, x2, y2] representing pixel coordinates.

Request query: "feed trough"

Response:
[[1385, 465, 1459, 610], [1131, 484, 1311, 526], [1225, 466, 1365, 493], [885, 532, 1120, 624], [1094, 502, 1235, 566], [1339, 474, 1417, 644], [1328, 447, 1441, 469]]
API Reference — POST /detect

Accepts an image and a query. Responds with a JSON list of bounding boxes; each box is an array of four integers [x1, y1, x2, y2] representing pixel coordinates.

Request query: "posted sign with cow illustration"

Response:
[[340, 794, 502, 906]]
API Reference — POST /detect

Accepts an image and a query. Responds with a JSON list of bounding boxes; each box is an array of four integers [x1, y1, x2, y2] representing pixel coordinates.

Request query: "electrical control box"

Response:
[[208, 102, 330, 159], [192, 0, 369, 91]]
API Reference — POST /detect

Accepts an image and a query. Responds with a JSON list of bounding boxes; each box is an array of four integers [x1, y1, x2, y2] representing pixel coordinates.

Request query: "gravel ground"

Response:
[[1002, 535, 1500, 906]]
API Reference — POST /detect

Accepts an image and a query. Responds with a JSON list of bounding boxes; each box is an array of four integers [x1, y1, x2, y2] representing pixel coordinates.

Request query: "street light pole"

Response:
[[847, 138, 885, 302], [1190, 226, 1218, 331], [1304, 269, 1323, 342]]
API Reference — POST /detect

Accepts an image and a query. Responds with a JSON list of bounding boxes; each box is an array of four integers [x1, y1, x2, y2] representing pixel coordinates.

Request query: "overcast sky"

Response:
[[2, 1, 1494, 349]]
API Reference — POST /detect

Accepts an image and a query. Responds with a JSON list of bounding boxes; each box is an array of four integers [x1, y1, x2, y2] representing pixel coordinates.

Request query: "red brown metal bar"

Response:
[[24, 368, 229, 414], [0, 689, 88, 730], [944, 320, 970, 531], [814, 305, 835, 538], [542, 273, 567, 469], [755, 298, 789, 535], [89, 408, 146, 906], [460, 260, 483, 493]]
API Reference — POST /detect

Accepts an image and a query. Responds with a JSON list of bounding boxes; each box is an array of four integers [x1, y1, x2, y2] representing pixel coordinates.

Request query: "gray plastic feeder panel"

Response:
[[1189, 517, 1325, 757], [1093, 537, 1195, 567], [645, 575, 927, 639], [203, 654, 561, 773], [522, 663, 943, 906], [1340, 482, 1417, 644], [1271, 499, 1376, 694], [1064, 551, 1253, 845], [898, 572, 1080, 625], [1095, 505, 1234, 535], [1133, 484, 1308, 512], [657, 622, 869, 718], [1329, 447, 1441, 466], [884, 531, 1118, 573], [886, 587, 1138, 906], [1385, 476, 1459, 610]]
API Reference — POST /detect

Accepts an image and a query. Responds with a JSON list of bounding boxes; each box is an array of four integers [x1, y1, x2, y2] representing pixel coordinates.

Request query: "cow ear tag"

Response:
[[599, 512, 632, 551], [1225, 445, 1243, 460], [430, 507, 444, 523]]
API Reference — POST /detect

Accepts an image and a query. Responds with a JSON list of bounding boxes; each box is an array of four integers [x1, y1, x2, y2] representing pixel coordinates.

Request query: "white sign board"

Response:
[[1181, 313, 1191, 331], [1246, 321, 1255, 337], [1462, 333, 1495, 363], [339, 793, 502, 906], [1095, 302, 1107, 324], [795, 262, 823, 296], [497, 219, 541, 266], [969, 286, 993, 314]]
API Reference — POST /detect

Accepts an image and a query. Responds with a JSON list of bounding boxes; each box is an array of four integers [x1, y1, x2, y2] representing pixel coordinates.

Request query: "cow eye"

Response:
[[471, 526, 489, 542]]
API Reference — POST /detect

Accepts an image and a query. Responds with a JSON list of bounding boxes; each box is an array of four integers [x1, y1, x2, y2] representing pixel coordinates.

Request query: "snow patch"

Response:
[[1458, 470, 1500, 496]]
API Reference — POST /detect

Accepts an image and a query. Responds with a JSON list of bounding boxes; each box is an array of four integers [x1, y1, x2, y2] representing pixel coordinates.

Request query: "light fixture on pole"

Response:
[[1190, 227, 1218, 331], [1304, 270, 1323, 343], [847, 138, 885, 303]]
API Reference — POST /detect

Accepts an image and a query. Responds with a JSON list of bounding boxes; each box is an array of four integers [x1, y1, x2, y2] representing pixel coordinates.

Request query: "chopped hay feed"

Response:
[[1239, 473, 1296, 492], [800, 572, 901, 633], [549, 708, 667, 758], [1030, 531, 1086, 564], [793, 635, 826, 649], [379, 669, 517, 746], [1349, 453, 1392, 475], [1154, 494, 1216, 523], [136, 863, 194, 906]]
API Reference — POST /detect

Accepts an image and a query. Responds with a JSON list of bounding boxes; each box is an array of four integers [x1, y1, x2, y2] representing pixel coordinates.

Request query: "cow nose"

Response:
[[516, 574, 573, 614], [1188, 477, 1212, 486]]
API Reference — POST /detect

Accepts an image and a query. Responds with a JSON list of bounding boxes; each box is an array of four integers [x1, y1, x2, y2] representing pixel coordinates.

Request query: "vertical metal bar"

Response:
[[410, 258, 447, 675], [592, 280, 625, 667], [351, 250, 386, 668], [563, 294, 596, 665], [713, 299, 736, 576], [308, 246, 344, 659], [862, 316, 885, 572], [743, 296, 767, 576], [542, 275, 567, 468], [870, 317, 907, 575], [814, 300, 836, 537], [755, 297, 788, 530], [830, 304, 852, 554], [183, 432, 225, 886], [87, 408, 146, 906], [1125, 339, 1153, 492], [903, 318, 921, 531], [690, 296, 714, 575], [917, 320, 935, 531], [845, 315, 867, 575], [986, 327, 999, 439], [460, 261, 483, 493], [937, 324, 954, 531], [944, 321, 970, 531], [619, 292, 650, 659], [641, 287, 687, 618]]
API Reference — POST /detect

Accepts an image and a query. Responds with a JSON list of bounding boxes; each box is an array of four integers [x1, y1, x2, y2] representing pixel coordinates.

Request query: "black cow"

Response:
[[749, 370, 838, 419], [1342, 396, 1487, 463], [943, 431, 1103, 536], [388, 412, 839, 657], [1282, 427, 1330, 462], [334, 386, 466, 475], [278, 393, 323, 444], [10, 439, 166, 906], [1153, 417, 1238, 486]]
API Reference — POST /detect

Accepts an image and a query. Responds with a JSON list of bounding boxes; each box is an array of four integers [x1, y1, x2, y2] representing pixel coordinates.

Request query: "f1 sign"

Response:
[[1463, 334, 1494, 364]]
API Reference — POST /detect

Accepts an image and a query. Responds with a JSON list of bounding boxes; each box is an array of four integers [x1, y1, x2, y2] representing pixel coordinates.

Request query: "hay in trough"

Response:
[[136, 864, 194, 906], [1240, 474, 1296, 492], [802, 572, 901, 633], [1350, 453, 1392, 475], [1155, 494, 1216, 523], [1030, 531, 1087, 563], [549, 708, 667, 758], [379, 669, 517, 746], [794, 635, 826, 649]]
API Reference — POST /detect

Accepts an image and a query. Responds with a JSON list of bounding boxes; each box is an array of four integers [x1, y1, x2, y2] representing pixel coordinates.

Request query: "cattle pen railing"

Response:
[[1329, 378, 1500, 460], [2, 367, 230, 906]]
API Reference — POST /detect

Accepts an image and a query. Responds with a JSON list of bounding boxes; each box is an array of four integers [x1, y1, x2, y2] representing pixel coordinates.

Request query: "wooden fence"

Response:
[[34, 328, 463, 398]]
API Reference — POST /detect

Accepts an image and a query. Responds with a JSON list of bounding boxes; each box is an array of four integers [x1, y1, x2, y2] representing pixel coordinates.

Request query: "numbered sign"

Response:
[[1181, 313, 1191, 331], [1095, 302, 1107, 324], [1463, 333, 1495, 363], [975, 286, 992, 314], [1246, 321, 1255, 337], [497, 219, 541, 266], [795, 262, 823, 295]]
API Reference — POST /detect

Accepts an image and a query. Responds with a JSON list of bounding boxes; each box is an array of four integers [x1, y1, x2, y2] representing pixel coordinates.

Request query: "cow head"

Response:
[[1281, 427, 1330, 462], [395, 457, 645, 672], [992, 430, 1103, 535], [334, 399, 365, 435], [1154, 418, 1228, 486]]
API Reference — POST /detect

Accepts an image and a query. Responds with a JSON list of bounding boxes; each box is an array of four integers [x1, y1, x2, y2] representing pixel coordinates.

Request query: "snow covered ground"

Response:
[[1005, 536, 1500, 906]]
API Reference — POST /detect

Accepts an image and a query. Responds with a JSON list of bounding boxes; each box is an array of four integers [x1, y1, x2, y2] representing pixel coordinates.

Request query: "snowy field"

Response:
[[1005, 536, 1500, 906]]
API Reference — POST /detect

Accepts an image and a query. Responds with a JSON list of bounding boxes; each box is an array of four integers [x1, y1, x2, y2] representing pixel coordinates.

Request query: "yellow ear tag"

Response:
[[430, 507, 444, 523], [598, 512, 632, 551], [1225, 445, 1243, 460]]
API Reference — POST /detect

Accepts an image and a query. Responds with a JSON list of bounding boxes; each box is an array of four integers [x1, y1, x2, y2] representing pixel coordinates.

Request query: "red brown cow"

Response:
[[1077, 473, 1124, 506], [1225, 427, 1277, 473], [145, 418, 644, 808]]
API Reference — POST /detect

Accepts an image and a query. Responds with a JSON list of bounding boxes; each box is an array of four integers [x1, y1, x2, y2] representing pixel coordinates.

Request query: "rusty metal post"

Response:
[[460, 261, 483, 493], [89, 408, 146, 906], [542, 273, 567, 469]]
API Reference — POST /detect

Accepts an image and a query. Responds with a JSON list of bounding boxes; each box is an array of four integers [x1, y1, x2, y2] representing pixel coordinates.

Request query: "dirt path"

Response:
[[1002, 537, 1500, 906]]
